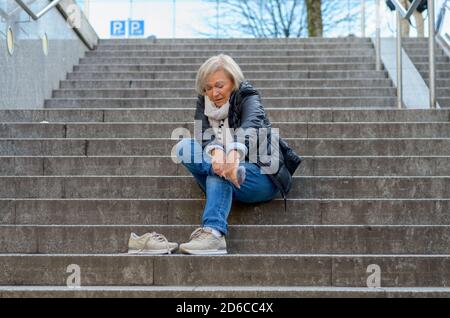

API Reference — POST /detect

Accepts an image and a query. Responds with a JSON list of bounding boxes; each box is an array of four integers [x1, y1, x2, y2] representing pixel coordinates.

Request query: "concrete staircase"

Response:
[[402, 38, 450, 108], [47, 38, 399, 108], [1, 37, 450, 297]]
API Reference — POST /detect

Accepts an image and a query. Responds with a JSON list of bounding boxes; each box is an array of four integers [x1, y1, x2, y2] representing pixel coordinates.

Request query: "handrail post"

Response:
[[396, 10, 403, 109], [376, 0, 381, 71], [173, 0, 176, 39], [361, 0, 366, 37], [391, 0, 430, 108], [429, 0, 437, 108]]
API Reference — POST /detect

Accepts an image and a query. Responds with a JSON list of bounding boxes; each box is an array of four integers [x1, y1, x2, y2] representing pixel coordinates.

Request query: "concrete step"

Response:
[[1, 225, 450, 254], [404, 50, 446, 59], [73, 63, 379, 72], [98, 37, 373, 44], [79, 56, 378, 65], [1, 122, 449, 138], [2, 138, 449, 156], [407, 56, 449, 63], [402, 45, 444, 52], [1, 156, 449, 177], [2, 108, 448, 123], [398, 70, 450, 80], [0, 176, 448, 199], [86, 49, 377, 58], [1, 108, 446, 122], [402, 45, 445, 53], [417, 70, 446, 79], [404, 49, 446, 56], [409, 60, 448, 71], [110, 108, 450, 122], [67, 70, 389, 80], [59, 79, 394, 89], [437, 89, 450, 97], [51, 88, 397, 99], [0, 286, 450, 298], [415, 63, 450, 73], [95, 43, 375, 51], [3, 286, 450, 297], [417, 69, 450, 77], [2, 198, 449, 226], [0, 254, 448, 287], [436, 80, 450, 88], [439, 98, 450, 108], [44, 97, 397, 108]]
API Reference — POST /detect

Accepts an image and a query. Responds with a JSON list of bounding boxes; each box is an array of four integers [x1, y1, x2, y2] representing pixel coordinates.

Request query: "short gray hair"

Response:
[[195, 54, 245, 95]]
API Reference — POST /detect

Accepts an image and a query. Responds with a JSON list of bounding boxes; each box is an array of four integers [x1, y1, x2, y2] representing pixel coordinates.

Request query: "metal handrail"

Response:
[[0, 0, 38, 20], [381, 0, 437, 109], [375, 0, 382, 71], [437, 0, 450, 49], [14, 0, 63, 21]]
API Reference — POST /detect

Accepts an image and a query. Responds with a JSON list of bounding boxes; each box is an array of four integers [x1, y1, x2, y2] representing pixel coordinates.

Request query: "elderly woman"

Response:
[[173, 54, 302, 255]]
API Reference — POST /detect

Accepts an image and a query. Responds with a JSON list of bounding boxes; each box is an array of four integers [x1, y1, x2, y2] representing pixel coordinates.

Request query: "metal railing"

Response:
[[14, 0, 63, 21], [436, 0, 450, 49], [374, 0, 437, 109]]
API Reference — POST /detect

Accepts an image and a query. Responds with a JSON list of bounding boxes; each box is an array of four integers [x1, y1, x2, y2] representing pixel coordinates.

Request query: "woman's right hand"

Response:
[[211, 149, 227, 177]]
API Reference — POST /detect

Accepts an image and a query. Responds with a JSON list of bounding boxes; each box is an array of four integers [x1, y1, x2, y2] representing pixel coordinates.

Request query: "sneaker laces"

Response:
[[138, 232, 173, 255], [189, 228, 211, 241]]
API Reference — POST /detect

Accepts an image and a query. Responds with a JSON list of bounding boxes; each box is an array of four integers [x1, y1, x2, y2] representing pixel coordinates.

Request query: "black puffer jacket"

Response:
[[194, 80, 303, 209]]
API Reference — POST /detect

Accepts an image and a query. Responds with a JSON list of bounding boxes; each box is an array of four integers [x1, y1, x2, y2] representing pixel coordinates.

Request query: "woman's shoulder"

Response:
[[196, 94, 205, 106], [231, 80, 259, 105], [238, 80, 259, 97]]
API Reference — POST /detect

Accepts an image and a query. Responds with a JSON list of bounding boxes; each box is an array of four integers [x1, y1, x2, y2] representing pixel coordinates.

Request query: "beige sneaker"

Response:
[[127, 232, 178, 255], [179, 228, 227, 255]]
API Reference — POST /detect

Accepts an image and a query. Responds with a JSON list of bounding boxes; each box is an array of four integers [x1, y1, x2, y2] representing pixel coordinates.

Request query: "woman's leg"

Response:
[[178, 161, 279, 255], [177, 140, 279, 235], [175, 138, 214, 193], [202, 163, 280, 236], [176, 138, 233, 234], [201, 174, 233, 235], [233, 163, 280, 204]]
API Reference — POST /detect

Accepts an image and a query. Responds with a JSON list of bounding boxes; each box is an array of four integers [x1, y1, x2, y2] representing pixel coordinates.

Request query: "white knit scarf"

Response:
[[204, 96, 233, 146]]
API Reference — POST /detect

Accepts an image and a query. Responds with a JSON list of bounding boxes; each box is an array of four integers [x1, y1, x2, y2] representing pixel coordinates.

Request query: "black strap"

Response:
[[280, 191, 287, 212]]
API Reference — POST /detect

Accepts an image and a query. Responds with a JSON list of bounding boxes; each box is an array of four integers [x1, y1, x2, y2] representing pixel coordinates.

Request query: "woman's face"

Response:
[[204, 69, 235, 107]]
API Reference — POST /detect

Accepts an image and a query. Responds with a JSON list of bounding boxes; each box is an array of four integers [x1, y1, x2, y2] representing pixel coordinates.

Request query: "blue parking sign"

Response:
[[129, 20, 144, 36], [110, 21, 126, 36]]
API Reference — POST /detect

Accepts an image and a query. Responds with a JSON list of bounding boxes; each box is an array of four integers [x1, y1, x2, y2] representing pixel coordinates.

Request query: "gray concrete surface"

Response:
[[0, 0, 98, 109]]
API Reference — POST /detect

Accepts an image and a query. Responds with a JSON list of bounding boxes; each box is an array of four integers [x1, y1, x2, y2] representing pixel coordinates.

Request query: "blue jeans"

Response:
[[175, 138, 280, 236]]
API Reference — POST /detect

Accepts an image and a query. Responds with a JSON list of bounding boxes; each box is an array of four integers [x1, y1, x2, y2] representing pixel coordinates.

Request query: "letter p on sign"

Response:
[[111, 21, 126, 36], [129, 20, 144, 36]]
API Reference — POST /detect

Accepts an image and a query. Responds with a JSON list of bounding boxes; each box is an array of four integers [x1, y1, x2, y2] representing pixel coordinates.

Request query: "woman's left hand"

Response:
[[222, 150, 241, 188]]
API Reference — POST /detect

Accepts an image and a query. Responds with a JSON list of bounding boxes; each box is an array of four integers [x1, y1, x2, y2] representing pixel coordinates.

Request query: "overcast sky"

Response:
[[75, 0, 448, 39]]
